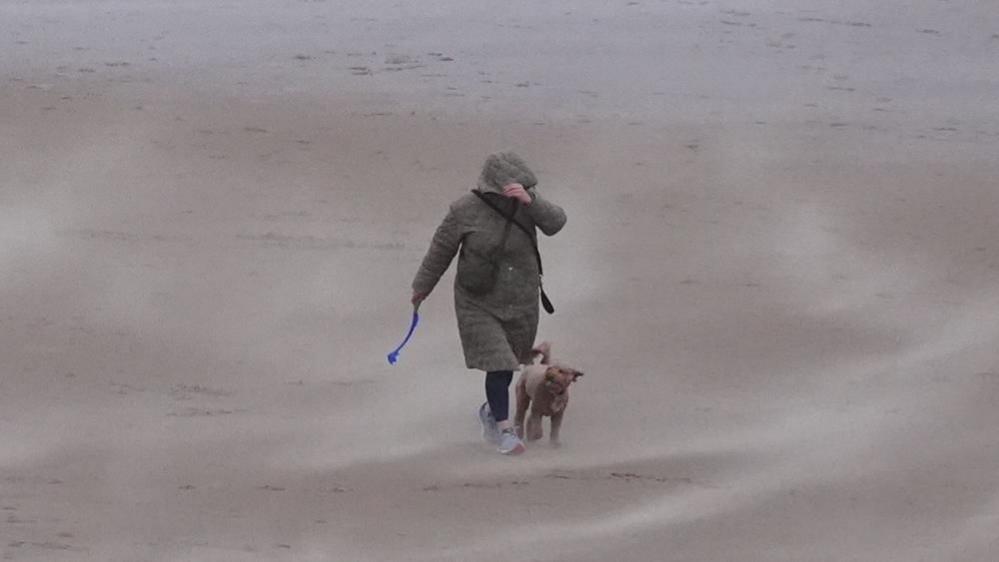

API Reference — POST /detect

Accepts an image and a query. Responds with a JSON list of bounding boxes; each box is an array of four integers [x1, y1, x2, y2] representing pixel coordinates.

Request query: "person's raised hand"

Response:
[[502, 182, 532, 205]]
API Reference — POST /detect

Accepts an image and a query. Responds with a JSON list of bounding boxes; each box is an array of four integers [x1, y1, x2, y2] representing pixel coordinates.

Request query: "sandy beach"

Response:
[[2, 1, 998, 560]]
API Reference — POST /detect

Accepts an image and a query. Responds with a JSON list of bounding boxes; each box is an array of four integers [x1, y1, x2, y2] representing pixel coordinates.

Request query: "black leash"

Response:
[[472, 190, 555, 314]]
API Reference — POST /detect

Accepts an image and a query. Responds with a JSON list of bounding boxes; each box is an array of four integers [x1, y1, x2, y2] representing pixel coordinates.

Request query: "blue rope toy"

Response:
[[387, 309, 420, 365]]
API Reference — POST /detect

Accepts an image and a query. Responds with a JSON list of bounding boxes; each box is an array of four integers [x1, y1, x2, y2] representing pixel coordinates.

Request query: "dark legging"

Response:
[[485, 370, 514, 423]]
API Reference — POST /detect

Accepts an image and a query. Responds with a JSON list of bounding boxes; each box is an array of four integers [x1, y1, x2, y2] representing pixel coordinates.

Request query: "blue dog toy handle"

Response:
[[387, 309, 420, 365]]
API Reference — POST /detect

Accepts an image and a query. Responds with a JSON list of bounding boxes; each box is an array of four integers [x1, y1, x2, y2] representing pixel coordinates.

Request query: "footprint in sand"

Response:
[[609, 472, 695, 485], [7, 541, 85, 553], [170, 384, 231, 400], [384, 55, 426, 71], [799, 17, 872, 28], [427, 52, 455, 62], [110, 381, 145, 395], [6, 513, 37, 524], [237, 232, 403, 251], [167, 408, 237, 417], [384, 54, 414, 65], [767, 37, 796, 49]]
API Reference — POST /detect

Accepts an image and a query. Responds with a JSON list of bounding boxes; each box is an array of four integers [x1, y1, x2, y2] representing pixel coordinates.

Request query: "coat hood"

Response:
[[476, 151, 538, 193]]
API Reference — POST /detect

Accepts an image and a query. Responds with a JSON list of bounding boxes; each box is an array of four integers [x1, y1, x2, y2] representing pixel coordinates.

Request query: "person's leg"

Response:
[[485, 370, 525, 454], [485, 370, 514, 430], [478, 371, 509, 446]]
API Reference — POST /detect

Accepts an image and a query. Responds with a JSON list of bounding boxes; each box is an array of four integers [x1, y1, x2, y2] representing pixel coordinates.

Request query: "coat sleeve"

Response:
[[525, 191, 566, 236], [412, 204, 463, 295]]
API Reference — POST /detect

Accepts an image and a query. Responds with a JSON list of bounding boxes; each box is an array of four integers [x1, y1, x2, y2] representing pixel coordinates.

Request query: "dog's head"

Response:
[[543, 365, 584, 395]]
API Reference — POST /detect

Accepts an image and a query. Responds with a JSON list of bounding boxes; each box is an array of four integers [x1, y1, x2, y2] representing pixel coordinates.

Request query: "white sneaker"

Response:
[[478, 402, 501, 445], [497, 428, 526, 455]]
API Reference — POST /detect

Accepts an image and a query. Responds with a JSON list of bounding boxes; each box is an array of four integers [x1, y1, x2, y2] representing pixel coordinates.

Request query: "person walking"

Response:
[[411, 151, 567, 454]]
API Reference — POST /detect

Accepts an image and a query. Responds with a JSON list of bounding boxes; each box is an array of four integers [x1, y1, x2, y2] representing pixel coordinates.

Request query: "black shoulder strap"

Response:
[[472, 190, 554, 313], [472, 190, 542, 275]]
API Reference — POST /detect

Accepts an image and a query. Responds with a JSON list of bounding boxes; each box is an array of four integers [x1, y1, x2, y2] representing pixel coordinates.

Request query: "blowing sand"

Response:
[[2, 1, 998, 560]]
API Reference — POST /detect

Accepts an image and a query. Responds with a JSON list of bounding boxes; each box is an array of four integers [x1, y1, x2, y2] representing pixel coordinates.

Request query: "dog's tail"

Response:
[[530, 341, 552, 365]]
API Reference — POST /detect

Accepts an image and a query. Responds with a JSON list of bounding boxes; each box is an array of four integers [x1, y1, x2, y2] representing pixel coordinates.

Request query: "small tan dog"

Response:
[[514, 341, 584, 447]]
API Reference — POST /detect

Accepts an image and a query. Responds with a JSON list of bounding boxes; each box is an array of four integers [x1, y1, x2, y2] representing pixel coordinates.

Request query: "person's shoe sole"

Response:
[[499, 442, 526, 455]]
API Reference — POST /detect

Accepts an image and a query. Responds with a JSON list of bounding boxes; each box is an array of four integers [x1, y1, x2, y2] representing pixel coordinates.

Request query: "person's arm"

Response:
[[502, 183, 567, 236], [524, 190, 566, 236], [411, 205, 463, 305]]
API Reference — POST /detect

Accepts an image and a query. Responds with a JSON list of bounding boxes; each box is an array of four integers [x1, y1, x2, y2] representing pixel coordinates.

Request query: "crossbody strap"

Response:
[[472, 190, 543, 276], [472, 190, 554, 313]]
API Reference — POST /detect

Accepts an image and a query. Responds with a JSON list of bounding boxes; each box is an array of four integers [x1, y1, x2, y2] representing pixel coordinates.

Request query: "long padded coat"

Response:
[[412, 152, 567, 372]]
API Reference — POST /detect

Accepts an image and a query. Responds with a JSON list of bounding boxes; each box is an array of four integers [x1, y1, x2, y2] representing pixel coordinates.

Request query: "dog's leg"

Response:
[[514, 376, 530, 439], [550, 411, 564, 447], [526, 409, 544, 441]]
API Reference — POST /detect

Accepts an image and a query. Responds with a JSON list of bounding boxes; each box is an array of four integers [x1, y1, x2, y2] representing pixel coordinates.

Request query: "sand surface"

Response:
[[2, 1, 998, 560]]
